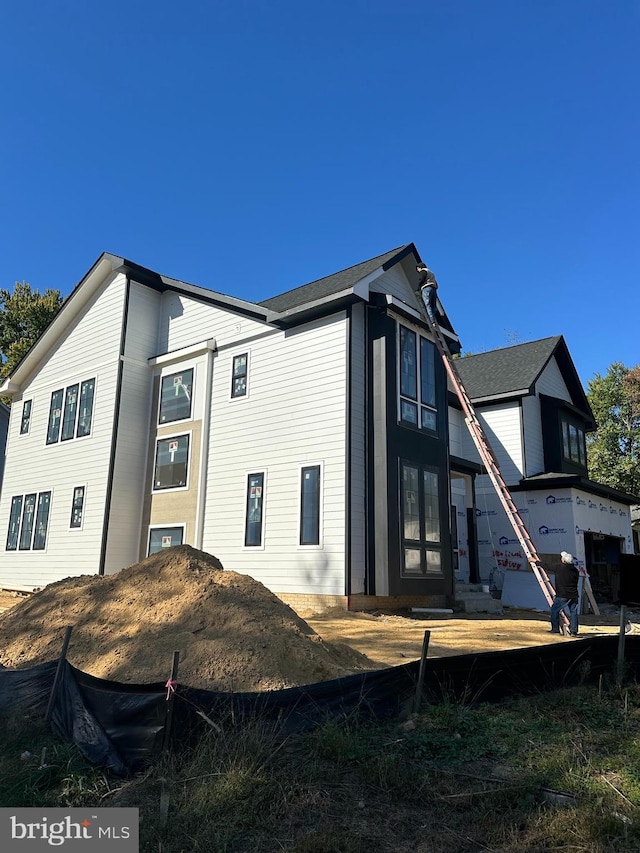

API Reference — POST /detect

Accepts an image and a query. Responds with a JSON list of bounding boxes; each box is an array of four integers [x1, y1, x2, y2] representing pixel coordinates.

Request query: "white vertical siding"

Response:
[[474, 402, 524, 490], [522, 394, 545, 477], [158, 292, 270, 354], [349, 302, 366, 593], [104, 281, 161, 574], [536, 358, 571, 402], [448, 406, 465, 459], [202, 312, 348, 595], [0, 273, 127, 589], [370, 267, 422, 311]]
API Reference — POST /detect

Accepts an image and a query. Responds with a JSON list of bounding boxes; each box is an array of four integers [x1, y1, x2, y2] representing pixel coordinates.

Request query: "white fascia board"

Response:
[[0, 254, 122, 396], [149, 338, 217, 367]]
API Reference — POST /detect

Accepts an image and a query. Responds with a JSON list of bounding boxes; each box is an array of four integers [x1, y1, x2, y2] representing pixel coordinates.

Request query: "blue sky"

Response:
[[1, 1, 637, 386]]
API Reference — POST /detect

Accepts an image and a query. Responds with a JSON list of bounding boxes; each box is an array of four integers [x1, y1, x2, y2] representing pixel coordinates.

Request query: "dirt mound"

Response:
[[0, 546, 375, 691]]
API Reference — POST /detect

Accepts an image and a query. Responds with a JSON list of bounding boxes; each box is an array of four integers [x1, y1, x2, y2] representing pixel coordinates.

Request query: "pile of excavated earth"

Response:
[[0, 545, 374, 691]]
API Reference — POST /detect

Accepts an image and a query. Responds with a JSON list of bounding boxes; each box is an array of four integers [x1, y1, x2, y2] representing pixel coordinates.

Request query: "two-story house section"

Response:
[[0, 243, 465, 612], [452, 337, 637, 605]]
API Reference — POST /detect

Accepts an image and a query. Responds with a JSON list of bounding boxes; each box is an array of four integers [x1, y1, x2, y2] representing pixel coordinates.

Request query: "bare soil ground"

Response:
[[0, 546, 630, 690]]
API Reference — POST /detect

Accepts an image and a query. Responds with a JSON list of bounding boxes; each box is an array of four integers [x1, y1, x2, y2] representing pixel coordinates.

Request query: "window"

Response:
[[7, 490, 52, 552], [561, 418, 586, 467], [153, 434, 190, 490], [6, 496, 23, 550], [245, 473, 265, 546], [159, 369, 193, 424], [20, 400, 32, 435], [231, 353, 248, 398], [400, 462, 442, 577], [148, 526, 184, 555], [47, 379, 95, 444], [70, 486, 85, 529], [47, 389, 64, 444], [300, 465, 321, 545], [398, 325, 438, 431]]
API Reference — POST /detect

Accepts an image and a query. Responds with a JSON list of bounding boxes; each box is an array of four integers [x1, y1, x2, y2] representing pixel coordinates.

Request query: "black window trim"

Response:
[[244, 470, 266, 548], [46, 377, 96, 445], [299, 463, 322, 547], [69, 484, 86, 530], [399, 459, 444, 578], [397, 322, 439, 434], [20, 399, 32, 435], [6, 490, 52, 552], [230, 352, 249, 399], [147, 524, 186, 556], [152, 432, 191, 492], [158, 366, 195, 425]]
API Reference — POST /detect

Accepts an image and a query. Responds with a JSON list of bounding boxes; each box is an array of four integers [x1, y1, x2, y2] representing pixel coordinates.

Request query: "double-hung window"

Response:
[[159, 369, 193, 424], [47, 379, 95, 444], [20, 400, 32, 435], [300, 465, 321, 546], [400, 462, 442, 577], [154, 435, 190, 490], [231, 354, 248, 398], [398, 325, 437, 432], [244, 472, 265, 547], [6, 491, 52, 551]]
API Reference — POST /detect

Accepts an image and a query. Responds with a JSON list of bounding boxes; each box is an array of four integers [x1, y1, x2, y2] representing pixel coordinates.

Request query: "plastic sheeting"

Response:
[[1, 635, 637, 776]]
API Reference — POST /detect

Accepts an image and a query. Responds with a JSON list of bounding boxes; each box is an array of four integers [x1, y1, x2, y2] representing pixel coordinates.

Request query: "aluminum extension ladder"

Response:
[[417, 267, 572, 630]]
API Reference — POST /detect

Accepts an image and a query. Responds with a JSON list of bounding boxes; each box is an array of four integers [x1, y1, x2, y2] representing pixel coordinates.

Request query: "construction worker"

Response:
[[549, 551, 580, 636]]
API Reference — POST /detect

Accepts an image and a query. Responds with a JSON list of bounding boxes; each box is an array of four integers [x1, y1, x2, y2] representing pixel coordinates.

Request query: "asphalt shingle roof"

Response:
[[455, 336, 562, 400], [258, 245, 411, 312]]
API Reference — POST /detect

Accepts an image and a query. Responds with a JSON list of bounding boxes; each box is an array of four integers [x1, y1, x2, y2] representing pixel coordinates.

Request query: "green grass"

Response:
[[3, 684, 640, 852]]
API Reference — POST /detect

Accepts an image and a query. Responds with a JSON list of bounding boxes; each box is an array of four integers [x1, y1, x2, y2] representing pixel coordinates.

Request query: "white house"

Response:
[[452, 337, 637, 606], [0, 244, 477, 611]]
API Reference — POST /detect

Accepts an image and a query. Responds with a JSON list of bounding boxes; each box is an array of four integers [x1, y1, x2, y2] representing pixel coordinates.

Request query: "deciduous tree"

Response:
[[0, 282, 63, 384]]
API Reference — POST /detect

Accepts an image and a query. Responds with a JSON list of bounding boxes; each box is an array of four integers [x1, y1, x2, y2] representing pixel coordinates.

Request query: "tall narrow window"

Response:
[[20, 400, 32, 435], [70, 486, 85, 529], [245, 473, 265, 546], [47, 389, 64, 444], [154, 435, 190, 490], [76, 379, 95, 437], [399, 325, 438, 432], [300, 465, 321, 545], [159, 369, 193, 424], [400, 462, 442, 577], [231, 354, 248, 398], [6, 496, 23, 550], [61, 384, 79, 441], [32, 492, 52, 550], [19, 493, 37, 550]]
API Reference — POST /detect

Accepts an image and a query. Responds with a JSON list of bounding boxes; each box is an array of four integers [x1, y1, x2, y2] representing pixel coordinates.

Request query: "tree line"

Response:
[[0, 281, 639, 498]]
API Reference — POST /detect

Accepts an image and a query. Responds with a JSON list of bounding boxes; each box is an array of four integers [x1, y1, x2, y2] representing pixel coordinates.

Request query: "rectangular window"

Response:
[[32, 492, 52, 550], [561, 418, 586, 467], [6, 496, 23, 551], [400, 462, 442, 577], [300, 465, 321, 545], [245, 473, 265, 546], [148, 526, 184, 556], [154, 434, 190, 490], [20, 400, 32, 435], [70, 486, 86, 529], [19, 493, 37, 550], [399, 325, 438, 432], [76, 378, 95, 437], [159, 368, 193, 424], [231, 353, 248, 398], [46, 389, 64, 444], [61, 384, 79, 441]]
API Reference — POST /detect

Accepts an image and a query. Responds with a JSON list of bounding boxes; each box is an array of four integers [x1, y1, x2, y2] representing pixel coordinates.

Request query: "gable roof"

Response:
[[258, 244, 414, 312], [455, 337, 562, 400]]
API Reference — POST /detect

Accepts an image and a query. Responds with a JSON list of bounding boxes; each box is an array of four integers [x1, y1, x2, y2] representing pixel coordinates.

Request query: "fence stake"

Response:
[[45, 626, 73, 723], [162, 651, 180, 752], [413, 630, 431, 714], [617, 605, 627, 685]]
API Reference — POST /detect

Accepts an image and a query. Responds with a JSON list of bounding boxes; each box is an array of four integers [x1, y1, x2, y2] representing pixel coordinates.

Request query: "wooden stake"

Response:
[[45, 626, 73, 723], [162, 651, 180, 753], [617, 605, 627, 685], [413, 630, 431, 714]]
